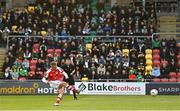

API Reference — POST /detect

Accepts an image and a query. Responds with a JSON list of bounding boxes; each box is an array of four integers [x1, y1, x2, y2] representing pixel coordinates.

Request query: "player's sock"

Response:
[[56, 94, 62, 103], [67, 85, 74, 91], [67, 85, 79, 93], [56, 87, 65, 103], [73, 91, 77, 100]]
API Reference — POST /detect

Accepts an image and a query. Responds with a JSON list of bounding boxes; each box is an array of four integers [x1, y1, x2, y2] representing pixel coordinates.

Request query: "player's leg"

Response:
[[67, 85, 80, 94], [68, 79, 78, 100], [73, 89, 77, 100], [54, 82, 68, 106]]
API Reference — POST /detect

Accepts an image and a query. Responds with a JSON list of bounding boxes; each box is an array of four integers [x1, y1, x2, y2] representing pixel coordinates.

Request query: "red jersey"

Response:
[[45, 67, 68, 81]]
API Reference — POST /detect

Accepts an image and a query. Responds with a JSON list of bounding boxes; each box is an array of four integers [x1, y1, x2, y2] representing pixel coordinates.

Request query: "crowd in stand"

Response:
[[0, 0, 156, 37], [156, 0, 177, 13], [1, 0, 180, 82], [2, 36, 180, 82]]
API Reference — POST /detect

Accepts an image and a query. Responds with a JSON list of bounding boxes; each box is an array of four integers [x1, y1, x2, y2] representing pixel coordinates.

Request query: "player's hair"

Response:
[[51, 61, 57, 66]]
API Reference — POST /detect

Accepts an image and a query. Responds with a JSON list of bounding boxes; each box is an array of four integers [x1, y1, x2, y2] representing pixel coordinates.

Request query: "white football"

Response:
[[150, 89, 158, 95]]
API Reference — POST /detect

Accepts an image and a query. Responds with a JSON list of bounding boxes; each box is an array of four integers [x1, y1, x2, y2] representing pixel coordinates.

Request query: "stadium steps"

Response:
[[0, 48, 6, 78], [158, 16, 177, 32], [116, 0, 132, 7], [158, 16, 180, 39], [176, 20, 180, 38]]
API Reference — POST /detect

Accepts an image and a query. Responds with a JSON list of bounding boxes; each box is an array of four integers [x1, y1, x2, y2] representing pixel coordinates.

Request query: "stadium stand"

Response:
[[0, 0, 179, 82]]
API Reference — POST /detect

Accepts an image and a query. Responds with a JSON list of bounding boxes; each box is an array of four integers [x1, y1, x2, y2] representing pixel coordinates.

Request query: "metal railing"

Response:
[[7, 35, 153, 49], [0, 79, 152, 83]]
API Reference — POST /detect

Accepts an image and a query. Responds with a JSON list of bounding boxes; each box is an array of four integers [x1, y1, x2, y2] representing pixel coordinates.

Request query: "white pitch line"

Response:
[[0, 109, 180, 111]]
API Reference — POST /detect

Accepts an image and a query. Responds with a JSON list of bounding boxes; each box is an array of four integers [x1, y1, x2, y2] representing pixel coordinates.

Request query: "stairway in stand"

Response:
[[158, 16, 180, 40], [176, 18, 180, 39], [0, 48, 6, 78]]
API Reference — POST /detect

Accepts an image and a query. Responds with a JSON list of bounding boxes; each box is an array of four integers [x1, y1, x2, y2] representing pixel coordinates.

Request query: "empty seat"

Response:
[[169, 72, 177, 78], [161, 78, 169, 82], [38, 59, 45, 63], [153, 60, 161, 67], [30, 59, 38, 66], [41, 31, 47, 36], [19, 77, 27, 81], [169, 78, 177, 82], [55, 49, 62, 57], [33, 43, 40, 49], [138, 66, 145, 70], [28, 6, 35, 12], [32, 44, 40, 54], [177, 55, 180, 60], [30, 65, 36, 71], [86, 43, 92, 49], [145, 49, 152, 54], [152, 78, 160, 82], [32, 49, 38, 54], [29, 71, 35, 77], [146, 59, 152, 65], [153, 54, 160, 60], [47, 49, 54, 56], [12, 25, 17, 30], [17, 59, 23, 63], [23, 59, 29, 63], [145, 54, 152, 60], [178, 60, 180, 67], [36, 71, 44, 77], [153, 49, 160, 54], [161, 60, 168, 65], [122, 49, 129, 56], [177, 78, 180, 82], [177, 72, 180, 78], [145, 66, 152, 75]]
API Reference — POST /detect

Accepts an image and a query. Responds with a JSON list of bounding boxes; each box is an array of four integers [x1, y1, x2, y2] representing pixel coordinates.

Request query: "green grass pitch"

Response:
[[0, 95, 180, 110]]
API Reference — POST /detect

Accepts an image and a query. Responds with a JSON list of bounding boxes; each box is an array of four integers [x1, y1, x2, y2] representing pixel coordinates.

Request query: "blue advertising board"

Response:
[[146, 83, 180, 95], [0, 81, 62, 95]]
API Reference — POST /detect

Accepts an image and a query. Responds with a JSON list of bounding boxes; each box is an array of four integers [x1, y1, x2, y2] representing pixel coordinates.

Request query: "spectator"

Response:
[[3, 67, 12, 79], [152, 66, 160, 78], [22, 59, 30, 70], [160, 63, 170, 78], [2, 58, 11, 75], [10, 65, 19, 80], [136, 71, 144, 82], [99, 55, 106, 65], [19, 65, 28, 77], [152, 36, 160, 49], [145, 70, 152, 82], [114, 50, 122, 68], [122, 55, 129, 69], [97, 64, 106, 79], [24, 49, 31, 60], [128, 68, 136, 82], [106, 49, 115, 62], [1, 0, 160, 81]]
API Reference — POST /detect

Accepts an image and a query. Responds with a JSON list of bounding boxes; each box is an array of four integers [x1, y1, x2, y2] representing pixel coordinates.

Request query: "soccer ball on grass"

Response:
[[150, 89, 158, 96]]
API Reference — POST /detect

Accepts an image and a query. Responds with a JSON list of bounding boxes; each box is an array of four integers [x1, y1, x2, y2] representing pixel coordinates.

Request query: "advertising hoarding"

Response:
[[76, 82, 146, 95], [146, 83, 180, 95]]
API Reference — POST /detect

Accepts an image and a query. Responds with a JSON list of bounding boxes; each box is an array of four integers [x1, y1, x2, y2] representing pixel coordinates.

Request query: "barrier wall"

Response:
[[146, 83, 180, 95], [75, 82, 145, 95], [0, 81, 59, 95], [0, 80, 180, 95]]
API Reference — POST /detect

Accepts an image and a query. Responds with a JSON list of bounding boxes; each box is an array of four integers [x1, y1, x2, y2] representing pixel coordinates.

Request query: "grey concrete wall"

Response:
[[117, 0, 131, 7], [6, 0, 28, 9]]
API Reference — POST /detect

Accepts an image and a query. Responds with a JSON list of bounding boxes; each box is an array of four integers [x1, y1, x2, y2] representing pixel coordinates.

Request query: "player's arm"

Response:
[[70, 65, 76, 75], [42, 77, 48, 84], [63, 71, 69, 79], [70, 69, 76, 75], [57, 67, 69, 79], [42, 69, 50, 84]]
